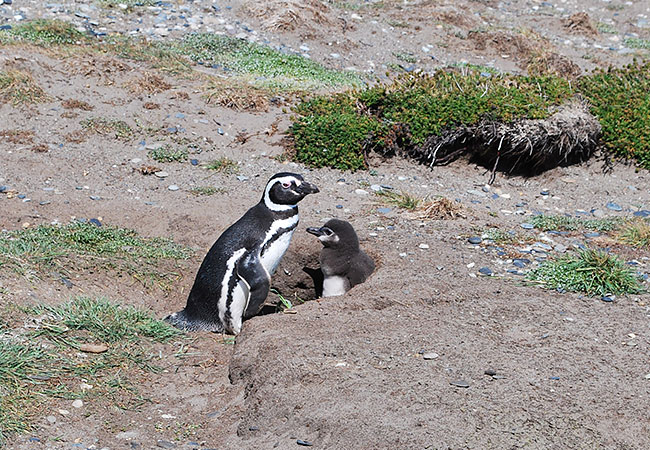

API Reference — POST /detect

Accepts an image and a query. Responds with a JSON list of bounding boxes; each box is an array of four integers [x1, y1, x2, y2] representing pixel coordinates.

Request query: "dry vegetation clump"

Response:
[[469, 30, 580, 77], [203, 79, 269, 111], [416, 197, 465, 220], [564, 12, 599, 36], [243, 0, 332, 32], [0, 69, 49, 105], [124, 71, 172, 95], [65, 56, 132, 85], [0, 130, 35, 144], [62, 98, 94, 111], [64, 129, 88, 143], [30, 143, 49, 153], [143, 102, 161, 110]]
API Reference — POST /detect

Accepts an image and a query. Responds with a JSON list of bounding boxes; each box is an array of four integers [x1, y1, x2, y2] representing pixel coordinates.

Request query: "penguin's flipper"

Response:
[[236, 252, 270, 319]]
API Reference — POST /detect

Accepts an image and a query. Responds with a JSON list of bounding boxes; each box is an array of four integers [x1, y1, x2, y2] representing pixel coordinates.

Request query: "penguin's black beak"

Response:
[[306, 226, 325, 237], [298, 181, 319, 195]]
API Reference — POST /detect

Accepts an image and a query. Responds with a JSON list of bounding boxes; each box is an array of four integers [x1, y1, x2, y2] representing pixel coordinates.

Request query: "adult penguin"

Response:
[[166, 172, 319, 334]]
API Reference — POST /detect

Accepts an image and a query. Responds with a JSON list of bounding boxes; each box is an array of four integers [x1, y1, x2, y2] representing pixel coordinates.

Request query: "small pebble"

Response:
[[549, 376, 560, 380], [46, 416, 56, 424], [377, 207, 391, 214], [296, 440, 313, 447], [450, 380, 470, 388], [168, 185, 180, 191], [422, 352, 439, 360], [249, 426, 260, 431], [484, 369, 497, 376], [72, 399, 83, 409], [521, 223, 534, 230], [190, 159, 199, 166], [468, 236, 482, 244], [154, 171, 169, 178], [633, 210, 650, 218], [335, 204, 343, 209], [355, 189, 369, 195], [601, 294, 615, 303], [418, 243, 429, 249], [236, 175, 249, 182], [89, 195, 101, 201], [478, 267, 493, 276], [156, 440, 176, 449], [606, 202, 622, 211], [89, 218, 102, 227]]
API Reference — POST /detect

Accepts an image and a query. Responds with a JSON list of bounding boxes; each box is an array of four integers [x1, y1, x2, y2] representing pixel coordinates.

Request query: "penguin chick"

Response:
[[306, 219, 375, 297], [166, 172, 319, 334]]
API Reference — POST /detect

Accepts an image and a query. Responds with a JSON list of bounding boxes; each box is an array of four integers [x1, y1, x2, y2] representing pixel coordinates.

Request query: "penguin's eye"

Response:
[[281, 182, 291, 189]]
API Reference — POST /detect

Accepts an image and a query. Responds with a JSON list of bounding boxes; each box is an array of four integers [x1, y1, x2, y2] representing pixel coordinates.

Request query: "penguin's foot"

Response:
[[164, 310, 225, 333]]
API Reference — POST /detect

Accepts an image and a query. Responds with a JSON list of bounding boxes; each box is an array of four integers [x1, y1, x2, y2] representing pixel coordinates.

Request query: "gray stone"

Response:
[[450, 380, 470, 388], [468, 236, 482, 244], [156, 440, 176, 449], [168, 185, 180, 191], [422, 352, 439, 360], [606, 202, 622, 211], [478, 267, 493, 276], [521, 223, 534, 230]]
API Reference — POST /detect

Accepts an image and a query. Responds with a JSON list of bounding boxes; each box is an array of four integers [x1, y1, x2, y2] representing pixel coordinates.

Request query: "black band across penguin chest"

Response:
[[259, 208, 300, 274]]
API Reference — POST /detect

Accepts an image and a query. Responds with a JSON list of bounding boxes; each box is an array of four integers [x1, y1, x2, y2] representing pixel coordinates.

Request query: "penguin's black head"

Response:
[[306, 219, 359, 249], [263, 172, 319, 211]]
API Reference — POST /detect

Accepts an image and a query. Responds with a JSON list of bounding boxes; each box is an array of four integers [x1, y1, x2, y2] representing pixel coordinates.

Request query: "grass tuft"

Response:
[[148, 145, 188, 163], [190, 186, 226, 196], [376, 190, 421, 210], [81, 117, 133, 140], [527, 249, 644, 296], [0, 221, 192, 289], [617, 219, 650, 249], [0, 69, 49, 105], [0, 297, 182, 444], [1, 19, 88, 46], [204, 157, 239, 173], [530, 214, 622, 232]]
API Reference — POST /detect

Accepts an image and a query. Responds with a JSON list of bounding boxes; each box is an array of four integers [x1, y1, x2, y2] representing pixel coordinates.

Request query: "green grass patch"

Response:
[[527, 249, 644, 296], [376, 190, 421, 210], [596, 22, 618, 34], [148, 145, 188, 163], [0, 297, 182, 444], [0, 69, 49, 105], [204, 157, 239, 173], [81, 117, 133, 140], [177, 33, 362, 91], [578, 60, 650, 169], [624, 38, 650, 49], [291, 70, 574, 170], [190, 186, 226, 196], [617, 219, 650, 248], [1, 20, 361, 90], [0, 19, 88, 46], [0, 221, 192, 289], [530, 214, 622, 232]]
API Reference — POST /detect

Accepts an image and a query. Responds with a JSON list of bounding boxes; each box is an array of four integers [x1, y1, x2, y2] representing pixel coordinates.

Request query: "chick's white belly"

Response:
[[322, 276, 347, 297]]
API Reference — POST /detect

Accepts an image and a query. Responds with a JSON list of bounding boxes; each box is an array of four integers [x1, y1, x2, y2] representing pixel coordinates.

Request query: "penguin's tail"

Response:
[[164, 309, 225, 333]]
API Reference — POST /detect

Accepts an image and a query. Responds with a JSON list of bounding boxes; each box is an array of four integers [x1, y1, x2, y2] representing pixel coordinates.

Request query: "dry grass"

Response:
[[416, 197, 465, 220], [62, 98, 94, 111], [243, 0, 332, 32], [0, 129, 35, 144], [203, 79, 269, 111], [0, 69, 49, 105], [30, 143, 49, 153], [137, 165, 162, 175], [617, 219, 650, 249], [143, 102, 160, 110], [64, 129, 88, 143], [124, 72, 172, 95]]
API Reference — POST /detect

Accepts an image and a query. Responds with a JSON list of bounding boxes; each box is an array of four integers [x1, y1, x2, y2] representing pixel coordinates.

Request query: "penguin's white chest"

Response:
[[260, 215, 299, 275]]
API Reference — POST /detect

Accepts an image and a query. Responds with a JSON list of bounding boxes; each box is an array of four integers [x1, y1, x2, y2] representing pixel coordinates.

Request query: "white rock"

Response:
[[419, 243, 429, 249], [355, 189, 369, 195], [72, 399, 83, 409], [168, 185, 180, 191]]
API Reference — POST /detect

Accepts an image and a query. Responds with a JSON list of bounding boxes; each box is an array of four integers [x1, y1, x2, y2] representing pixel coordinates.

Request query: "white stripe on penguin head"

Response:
[[263, 175, 302, 212]]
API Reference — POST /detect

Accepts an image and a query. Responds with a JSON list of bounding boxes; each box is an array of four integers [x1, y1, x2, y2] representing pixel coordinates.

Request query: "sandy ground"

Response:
[[1, 0, 650, 448]]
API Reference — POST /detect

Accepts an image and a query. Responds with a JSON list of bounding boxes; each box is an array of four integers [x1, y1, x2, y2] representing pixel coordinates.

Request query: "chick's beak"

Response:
[[306, 226, 325, 236]]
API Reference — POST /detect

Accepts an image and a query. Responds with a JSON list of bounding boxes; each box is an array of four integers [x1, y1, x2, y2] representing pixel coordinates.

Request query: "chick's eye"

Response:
[[282, 182, 291, 188]]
